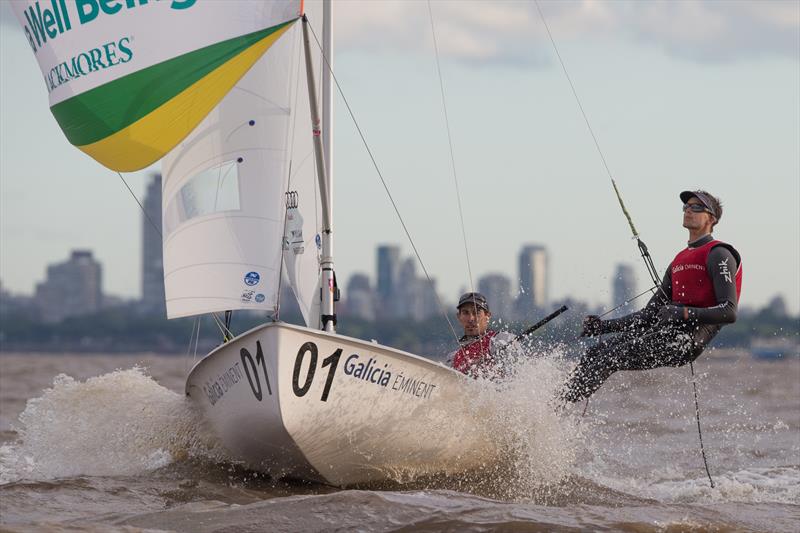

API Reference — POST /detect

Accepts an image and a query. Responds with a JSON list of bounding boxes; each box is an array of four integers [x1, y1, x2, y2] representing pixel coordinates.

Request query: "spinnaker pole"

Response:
[[302, 14, 336, 332]]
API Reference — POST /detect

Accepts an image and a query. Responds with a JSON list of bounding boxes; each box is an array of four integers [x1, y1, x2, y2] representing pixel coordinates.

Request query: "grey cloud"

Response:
[[622, 1, 800, 62], [331, 0, 799, 65], [2, 1, 795, 64]]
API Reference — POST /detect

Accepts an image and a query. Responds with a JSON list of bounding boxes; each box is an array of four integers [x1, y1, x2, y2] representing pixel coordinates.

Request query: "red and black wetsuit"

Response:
[[563, 234, 742, 403]]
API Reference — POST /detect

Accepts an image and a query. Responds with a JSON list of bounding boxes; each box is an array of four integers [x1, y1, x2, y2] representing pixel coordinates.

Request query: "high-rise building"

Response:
[[0, 280, 36, 319], [767, 294, 788, 317], [344, 273, 375, 321], [141, 173, 165, 314], [478, 273, 512, 319], [517, 244, 548, 316], [348, 273, 371, 293], [376, 245, 400, 313], [396, 258, 439, 319], [395, 257, 418, 317], [612, 263, 637, 314], [416, 278, 439, 319], [35, 250, 102, 323]]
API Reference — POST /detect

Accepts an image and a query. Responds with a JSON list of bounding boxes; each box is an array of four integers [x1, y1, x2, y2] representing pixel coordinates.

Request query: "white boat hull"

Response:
[[186, 322, 499, 486]]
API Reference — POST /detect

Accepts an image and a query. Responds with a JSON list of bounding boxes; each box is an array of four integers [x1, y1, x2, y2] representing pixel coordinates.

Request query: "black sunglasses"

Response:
[[683, 203, 713, 215]]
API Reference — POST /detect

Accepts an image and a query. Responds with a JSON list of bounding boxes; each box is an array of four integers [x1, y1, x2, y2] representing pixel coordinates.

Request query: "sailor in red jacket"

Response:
[[562, 190, 742, 403], [448, 292, 516, 378]]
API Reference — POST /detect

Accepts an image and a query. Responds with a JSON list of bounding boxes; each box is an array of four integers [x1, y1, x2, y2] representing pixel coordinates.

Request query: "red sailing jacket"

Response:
[[671, 239, 742, 307], [452, 331, 498, 375]]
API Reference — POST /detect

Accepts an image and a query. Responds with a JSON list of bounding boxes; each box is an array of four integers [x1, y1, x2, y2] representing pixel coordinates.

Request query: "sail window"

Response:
[[164, 160, 242, 235]]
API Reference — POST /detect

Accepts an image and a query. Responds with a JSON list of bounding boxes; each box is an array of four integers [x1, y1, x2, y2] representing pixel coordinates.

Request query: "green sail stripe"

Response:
[[51, 20, 296, 147]]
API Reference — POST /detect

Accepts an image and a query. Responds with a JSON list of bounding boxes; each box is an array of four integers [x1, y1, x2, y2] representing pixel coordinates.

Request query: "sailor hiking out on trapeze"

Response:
[[561, 189, 742, 403]]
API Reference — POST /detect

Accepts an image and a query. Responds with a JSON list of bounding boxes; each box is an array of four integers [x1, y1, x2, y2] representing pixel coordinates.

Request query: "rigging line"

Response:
[[690, 361, 716, 488], [116, 172, 162, 238], [193, 315, 202, 361], [426, 0, 475, 293], [532, 0, 641, 241], [211, 312, 233, 341], [192, 316, 203, 362], [534, 0, 663, 292], [215, 312, 234, 341], [598, 286, 657, 318], [306, 19, 461, 344], [533, 0, 714, 488], [224, 310, 233, 341], [185, 316, 199, 371], [209, 313, 225, 337], [116, 172, 226, 349]]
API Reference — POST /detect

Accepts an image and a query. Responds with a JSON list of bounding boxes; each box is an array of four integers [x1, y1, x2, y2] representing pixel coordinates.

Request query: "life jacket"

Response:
[[452, 331, 498, 376], [670, 239, 742, 307]]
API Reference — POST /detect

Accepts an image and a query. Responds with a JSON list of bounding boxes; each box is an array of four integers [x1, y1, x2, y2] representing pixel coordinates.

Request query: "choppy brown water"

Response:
[[1, 351, 798, 532]]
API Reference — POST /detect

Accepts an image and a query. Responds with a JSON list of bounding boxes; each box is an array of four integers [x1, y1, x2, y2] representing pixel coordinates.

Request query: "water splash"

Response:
[[0, 367, 227, 483], [467, 346, 587, 499]]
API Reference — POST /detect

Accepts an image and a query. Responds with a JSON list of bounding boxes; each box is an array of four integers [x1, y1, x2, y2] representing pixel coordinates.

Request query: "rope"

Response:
[[224, 310, 233, 341], [118, 169, 207, 354], [193, 315, 202, 361], [306, 19, 461, 345], [185, 317, 199, 372], [690, 361, 716, 487], [210, 312, 234, 341], [426, 0, 475, 294], [533, 0, 715, 488], [531, 2, 619, 205], [599, 287, 657, 318], [116, 172, 161, 238]]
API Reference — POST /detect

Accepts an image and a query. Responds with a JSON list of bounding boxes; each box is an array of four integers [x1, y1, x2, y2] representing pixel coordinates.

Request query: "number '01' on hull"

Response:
[[185, 322, 498, 486]]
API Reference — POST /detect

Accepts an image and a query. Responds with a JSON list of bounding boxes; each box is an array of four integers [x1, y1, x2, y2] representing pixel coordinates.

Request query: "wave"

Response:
[[0, 366, 228, 484], [1, 355, 796, 510]]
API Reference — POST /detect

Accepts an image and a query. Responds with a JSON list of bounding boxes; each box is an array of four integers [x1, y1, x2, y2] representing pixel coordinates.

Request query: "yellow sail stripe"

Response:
[[78, 23, 294, 172]]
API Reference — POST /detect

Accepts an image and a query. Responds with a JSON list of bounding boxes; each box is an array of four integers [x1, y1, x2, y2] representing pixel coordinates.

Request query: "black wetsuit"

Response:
[[562, 235, 740, 403]]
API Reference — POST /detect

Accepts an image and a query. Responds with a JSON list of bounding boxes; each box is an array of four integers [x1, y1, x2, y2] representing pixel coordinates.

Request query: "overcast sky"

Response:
[[1, 0, 798, 314]]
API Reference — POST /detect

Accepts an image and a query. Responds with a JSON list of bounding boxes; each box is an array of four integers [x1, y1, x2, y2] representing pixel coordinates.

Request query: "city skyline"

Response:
[[5, 236, 794, 325], [1, 1, 798, 313]]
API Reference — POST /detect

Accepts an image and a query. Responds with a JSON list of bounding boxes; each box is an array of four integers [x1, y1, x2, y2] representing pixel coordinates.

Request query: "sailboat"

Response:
[[13, 0, 501, 485]]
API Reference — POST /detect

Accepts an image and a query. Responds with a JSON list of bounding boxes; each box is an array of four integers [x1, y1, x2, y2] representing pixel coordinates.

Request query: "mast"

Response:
[[322, 0, 333, 211], [301, 14, 336, 332]]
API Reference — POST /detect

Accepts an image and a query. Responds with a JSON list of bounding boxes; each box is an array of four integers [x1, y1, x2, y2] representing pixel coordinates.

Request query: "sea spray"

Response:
[[0, 366, 227, 483], [465, 345, 588, 500]]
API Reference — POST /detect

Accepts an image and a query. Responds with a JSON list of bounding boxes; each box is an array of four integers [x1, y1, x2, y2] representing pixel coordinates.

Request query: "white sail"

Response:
[[280, 13, 325, 329], [281, 83, 324, 327], [162, 21, 320, 320]]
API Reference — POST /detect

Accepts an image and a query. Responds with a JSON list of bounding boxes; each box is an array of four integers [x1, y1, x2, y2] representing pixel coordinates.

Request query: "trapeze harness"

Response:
[[563, 237, 742, 404]]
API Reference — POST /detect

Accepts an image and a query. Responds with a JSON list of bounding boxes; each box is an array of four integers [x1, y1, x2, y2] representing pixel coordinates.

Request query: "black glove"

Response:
[[656, 305, 685, 326], [580, 315, 602, 337]]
